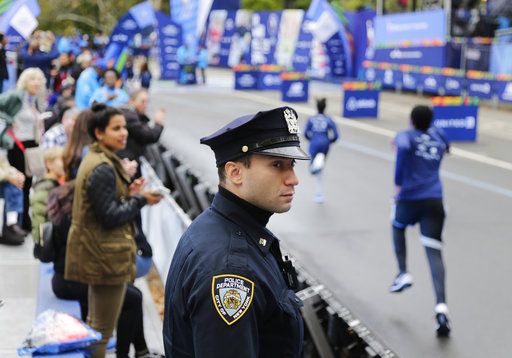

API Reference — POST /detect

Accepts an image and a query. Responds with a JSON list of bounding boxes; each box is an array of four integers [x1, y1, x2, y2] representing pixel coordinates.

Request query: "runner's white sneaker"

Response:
[[389, 272, 413, 293]]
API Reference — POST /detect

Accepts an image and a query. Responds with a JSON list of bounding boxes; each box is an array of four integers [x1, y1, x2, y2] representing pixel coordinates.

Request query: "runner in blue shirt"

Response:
[[304, 98, 339, 203], [390, 105, 451, 337]]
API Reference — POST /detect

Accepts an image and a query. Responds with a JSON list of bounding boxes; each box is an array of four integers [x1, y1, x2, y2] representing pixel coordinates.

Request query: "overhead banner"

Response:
[[206, 10, 236, 67], [170, 0, 213, 49], [303, 0, 352, 77], [291, 17, 313, 72], [274, 10, 304, 69], [374, 10, 445, 47], [250, 11, 282, 65], [156, 11, 182, 80], [227, 10, 252, 67]]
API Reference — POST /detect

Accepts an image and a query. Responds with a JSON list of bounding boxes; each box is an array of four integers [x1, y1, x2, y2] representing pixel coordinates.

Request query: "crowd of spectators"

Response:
[[0, 28, 165, 358]]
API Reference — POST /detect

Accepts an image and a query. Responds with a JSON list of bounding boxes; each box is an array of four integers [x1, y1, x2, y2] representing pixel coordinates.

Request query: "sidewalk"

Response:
[[0, 238, 164, 357]]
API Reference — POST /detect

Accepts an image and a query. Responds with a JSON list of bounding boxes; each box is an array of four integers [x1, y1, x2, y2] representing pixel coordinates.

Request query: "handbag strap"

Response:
[[6, 127, 26, 152]]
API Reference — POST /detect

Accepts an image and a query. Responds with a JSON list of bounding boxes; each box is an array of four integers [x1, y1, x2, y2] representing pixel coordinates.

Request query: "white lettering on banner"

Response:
[[466, 48, 481, 61], [470, 82, 491, 94], [287, 82, 304, 97], [424, 76, 437, 88], [164, 38, 178, 45], [225, 19, 234, 31], [434, 116, 476, 129], [403, 73, 415, 87], [366, 68, 376, 81], [384, 70, 393, 84], [390, 49, 423, 59], [386, 21, 429, 32], [165, 46, 174, 53], [112, 34, 129, 43], [446, 79, 460, 90], [239, 74, 255, 87], [263, 75, 280, 86], [501, 83, 512, 101], [346, 97, 377, 111], [122, 19, 137, 31], [162, 25, 178, 36]]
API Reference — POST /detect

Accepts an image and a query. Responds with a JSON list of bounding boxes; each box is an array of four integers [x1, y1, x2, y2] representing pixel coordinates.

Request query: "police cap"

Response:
[[200, 106, 310, 167]]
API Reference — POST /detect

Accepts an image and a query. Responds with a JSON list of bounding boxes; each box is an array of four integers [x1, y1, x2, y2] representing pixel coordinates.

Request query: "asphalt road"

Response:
[[150, 69, 512, 357]]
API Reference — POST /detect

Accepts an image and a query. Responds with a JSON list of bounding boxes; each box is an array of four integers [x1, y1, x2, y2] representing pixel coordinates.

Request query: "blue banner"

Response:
[[156, 11, 182, 80], [490, 42, 512, 75], [381, 68, 402, 89], [465, 43, 491, 72], [110, 13, 139, 46], [467, 78, 494, 100], [291, 17, 313, 72], [433, 105, 478, 141], [281, 79, 309, 102], [343, 89, 379, 118], [374, 10, 445, 47], [443, 76, 464, 96], [362, 67, 377, 82], [217, 11, 236, 67], [211, 0, 239, 10], [346, 9, 376, 78], [401, 71, 420, 91], [171, 0, 199, 47], [250, 11, 281, 65], [257, 71, 281, 90], [420, 73, 443, 94], [373, 46, 446, 67], [128, 1, 157, 30], [234, 69, 258, 90], [494, 80, 512, 103], [305, 0, 352, 77]]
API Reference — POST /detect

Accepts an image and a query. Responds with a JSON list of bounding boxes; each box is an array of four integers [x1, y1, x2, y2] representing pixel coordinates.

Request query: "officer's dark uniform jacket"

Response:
[[164, 187, 304, 357]]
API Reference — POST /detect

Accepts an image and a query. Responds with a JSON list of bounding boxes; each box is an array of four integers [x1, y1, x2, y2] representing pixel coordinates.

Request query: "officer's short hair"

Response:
[[411, 105, 433, 131], [218, 155, 252, 184]]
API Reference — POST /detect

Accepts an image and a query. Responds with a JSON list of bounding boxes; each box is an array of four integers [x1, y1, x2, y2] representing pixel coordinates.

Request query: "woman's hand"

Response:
[[141, 191, 163, 205], [129, 177, 145, 196], [7, 170, 25, 189]]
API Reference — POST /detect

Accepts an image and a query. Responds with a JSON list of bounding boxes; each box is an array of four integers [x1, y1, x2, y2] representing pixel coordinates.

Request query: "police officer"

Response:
[[163, 106, 309, 357], [389, 105, 451, 337]]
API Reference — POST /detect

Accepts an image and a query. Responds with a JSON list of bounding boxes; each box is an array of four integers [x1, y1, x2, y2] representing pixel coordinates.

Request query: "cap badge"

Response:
[[242, 145, 249, 153], [259, 238, 267, 247], [284, 108, 299, 134]]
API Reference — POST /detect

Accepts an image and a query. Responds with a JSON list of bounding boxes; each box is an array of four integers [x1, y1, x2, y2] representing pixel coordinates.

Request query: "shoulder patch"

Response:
[[211, 274, 254, 325]]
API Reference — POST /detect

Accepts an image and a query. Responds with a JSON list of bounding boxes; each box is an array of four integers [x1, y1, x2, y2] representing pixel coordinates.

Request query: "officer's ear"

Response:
[[224, 161, 243, 185]]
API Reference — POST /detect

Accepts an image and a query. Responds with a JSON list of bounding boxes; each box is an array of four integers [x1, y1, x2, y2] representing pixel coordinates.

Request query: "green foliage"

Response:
[[37, 0, 169, 35], [241, 0, 284, 10]]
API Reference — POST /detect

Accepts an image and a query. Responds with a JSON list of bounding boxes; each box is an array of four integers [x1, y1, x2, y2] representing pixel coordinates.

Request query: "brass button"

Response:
[[242, 145, 249, 153]]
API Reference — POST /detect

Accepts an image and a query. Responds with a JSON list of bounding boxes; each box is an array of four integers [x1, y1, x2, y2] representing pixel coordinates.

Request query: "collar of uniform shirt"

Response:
[[213, 186, 275, 254]]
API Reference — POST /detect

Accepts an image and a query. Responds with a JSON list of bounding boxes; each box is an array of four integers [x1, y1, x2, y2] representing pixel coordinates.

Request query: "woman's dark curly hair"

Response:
[[87, 102, 122, 140]]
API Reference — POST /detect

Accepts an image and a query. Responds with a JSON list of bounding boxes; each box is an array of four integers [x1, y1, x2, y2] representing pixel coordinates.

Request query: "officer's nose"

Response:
[[285, 168, 299, 187]]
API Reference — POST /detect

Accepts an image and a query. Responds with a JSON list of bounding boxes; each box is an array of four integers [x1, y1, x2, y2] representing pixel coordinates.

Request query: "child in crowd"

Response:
[[30, 147, 64, 254]]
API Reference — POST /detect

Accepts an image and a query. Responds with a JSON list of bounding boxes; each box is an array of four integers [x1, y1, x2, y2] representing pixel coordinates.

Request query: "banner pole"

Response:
[[377, 0, 383, 16]]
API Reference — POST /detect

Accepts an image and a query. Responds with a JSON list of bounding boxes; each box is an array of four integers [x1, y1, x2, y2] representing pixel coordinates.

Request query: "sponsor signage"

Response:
[[343, 89, 379, 118], [373, 46, 446, 67], [433, 105, 478, 141], [381, 68, 402, 89], [494, 80, 512, 103], [281, 77, 309, 102], [466, 78, 494, 100], [443, 76, 464, 96], [257, 71, 282, 90], [178, 64, 197, 85], [374, 10, 446, 47], [234, 68, 258, 90], [420, 73, 443, 94], [401, 71, 420, 91]]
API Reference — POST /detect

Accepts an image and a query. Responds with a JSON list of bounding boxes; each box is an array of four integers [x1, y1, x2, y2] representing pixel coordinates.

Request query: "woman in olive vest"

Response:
[[65, 103, 162, 357]]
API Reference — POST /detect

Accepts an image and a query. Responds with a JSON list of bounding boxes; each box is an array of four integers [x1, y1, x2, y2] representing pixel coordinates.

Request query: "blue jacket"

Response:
[[75, 67, 101, 109], [20, 45, 59, 77], [89, 86, 129, 107], [304, 114, 339, 157], [394, 126, 450, 201], [164, 189, 303, 357]]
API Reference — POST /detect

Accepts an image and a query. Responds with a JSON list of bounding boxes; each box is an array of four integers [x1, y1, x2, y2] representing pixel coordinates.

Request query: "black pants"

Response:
[[7, 140, 37, 231], [52, 273, 148, 357]]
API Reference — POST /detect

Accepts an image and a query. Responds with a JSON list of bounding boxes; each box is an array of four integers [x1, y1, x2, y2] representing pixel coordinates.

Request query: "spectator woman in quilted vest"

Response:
[[65, 103, 161, 357]]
